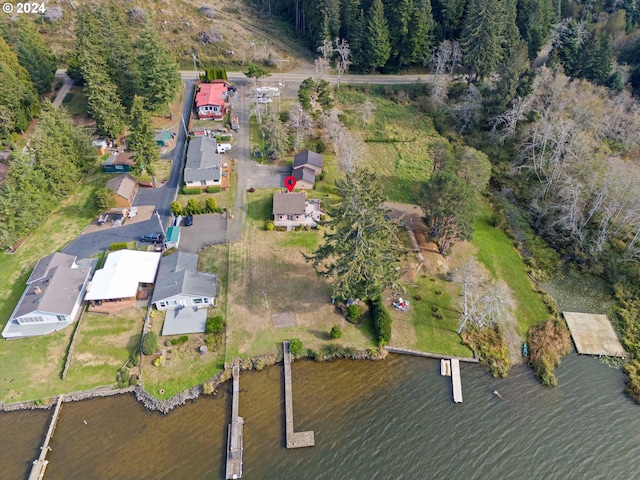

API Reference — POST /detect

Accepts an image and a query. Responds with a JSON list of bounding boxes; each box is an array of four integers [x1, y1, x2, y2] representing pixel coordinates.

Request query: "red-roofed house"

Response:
[[195, 81, 228, 120]]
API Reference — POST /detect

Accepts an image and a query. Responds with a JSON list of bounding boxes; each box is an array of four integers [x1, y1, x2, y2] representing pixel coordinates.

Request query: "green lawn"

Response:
[[472, 203, 550, 336], [61, 89, 88, 116]]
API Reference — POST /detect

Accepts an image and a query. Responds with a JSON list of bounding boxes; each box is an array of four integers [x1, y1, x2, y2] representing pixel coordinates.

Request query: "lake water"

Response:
[[1, 353, 638, 480]]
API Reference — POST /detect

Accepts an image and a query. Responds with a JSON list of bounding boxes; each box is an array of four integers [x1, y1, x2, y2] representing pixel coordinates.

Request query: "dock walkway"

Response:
[[225, 358, 244, 479], [28, 395, 63, 480], [451, 359, 463, 403], [283, 341, 315, 449]]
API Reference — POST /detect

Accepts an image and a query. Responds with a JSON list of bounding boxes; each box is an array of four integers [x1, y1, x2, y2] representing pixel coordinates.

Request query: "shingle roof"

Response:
[[293, 150, 324, 170], [273, 192, 306, 215], [152, 252, 217, 303], [105, 174, 138, 201], [27, 252, 76, 284], [292, 166, 316, 184], [184, 136, 222, 183], [195, 82, 227, 107]]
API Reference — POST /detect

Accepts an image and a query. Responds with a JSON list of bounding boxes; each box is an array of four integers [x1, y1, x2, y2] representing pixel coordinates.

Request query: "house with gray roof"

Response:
[[151, 252, 217, 335], [184, 136, 223, 190], [292, 165, 316, 189], [273, 192, 321, 231], [2, 253, 94, 338], [293, 150, 324, 175]]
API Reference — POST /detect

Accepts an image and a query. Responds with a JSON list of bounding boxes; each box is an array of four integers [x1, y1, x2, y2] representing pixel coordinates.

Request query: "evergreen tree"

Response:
[[364, 0, 391, 70], [516, 0, 554, 59], [307, 166, 402, 301], [460, 0, 503, 83], [437, 0, 467, 39], [129, 95, 159, 174], [13, 19, 56, 96], [422, 168, 474, 256], [409, 0, 435, 65], [136, 21, 181, 112], [0, 36, 38, 133], [81, 57, 126, 138]]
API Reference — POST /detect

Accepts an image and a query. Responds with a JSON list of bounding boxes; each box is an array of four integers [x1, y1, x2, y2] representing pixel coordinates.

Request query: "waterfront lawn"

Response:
[[64, 310, 144, 390], [472, 204, 550, 336]]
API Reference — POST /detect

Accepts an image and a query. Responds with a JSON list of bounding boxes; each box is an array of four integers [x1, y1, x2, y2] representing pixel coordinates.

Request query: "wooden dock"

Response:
[[28, 395, 63, 480], [283, 341, 315, 449], [225, 358, 244, 479], [440, 359, 451, 376], [451, 359, 463, 403]]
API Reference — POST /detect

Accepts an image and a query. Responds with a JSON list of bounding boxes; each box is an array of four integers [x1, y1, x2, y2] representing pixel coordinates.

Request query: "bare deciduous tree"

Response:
[[286, 104, 313, 151], [314, 57, 330, 82], [356, 98, 377, 127], [334, 38, 351, 85]]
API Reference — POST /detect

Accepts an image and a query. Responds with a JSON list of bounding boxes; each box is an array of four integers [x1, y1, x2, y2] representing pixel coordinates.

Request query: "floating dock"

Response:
[[440, 359, 451, 376], [451, 359, 463, 403], [283, 341, 315, 449], [28, 395, 63, 480], [225, 358, 244, 479]]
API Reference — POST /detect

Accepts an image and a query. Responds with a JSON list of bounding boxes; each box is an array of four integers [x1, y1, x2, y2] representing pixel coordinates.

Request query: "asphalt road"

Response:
[[63, 80, 196, 258]]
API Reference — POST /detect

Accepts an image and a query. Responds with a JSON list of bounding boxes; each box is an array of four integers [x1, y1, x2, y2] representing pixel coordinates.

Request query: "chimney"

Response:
[[34, 286, 42, 295]]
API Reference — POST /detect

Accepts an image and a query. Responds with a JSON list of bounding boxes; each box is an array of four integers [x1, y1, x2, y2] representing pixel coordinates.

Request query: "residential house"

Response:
[[105, 173, 139, 208], [102, 152, 135, 173], [292, 166, 316, 189], [155, 130, 171, 147], [293, 150, 324, 175], [184, 136, 223, 189], [195, 81, 228, 120], [151, 251, 217, 335], [2, 253, 94, 338], [273, 192, 321, 230], [84, 250, 161, 308]]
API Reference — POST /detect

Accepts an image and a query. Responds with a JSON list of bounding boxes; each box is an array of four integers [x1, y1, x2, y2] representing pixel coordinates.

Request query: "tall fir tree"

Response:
[[13, 19, 56, 96], [0, 36, 38, 132], [136, 21, 181, 112], [364, 0, 391, 71], [460, 0, 503, 83], [81, 57, 126, 139], [129, 95, 159, 174]]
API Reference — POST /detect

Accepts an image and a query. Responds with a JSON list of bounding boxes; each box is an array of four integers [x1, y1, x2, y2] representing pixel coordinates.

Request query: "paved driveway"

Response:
[[178, 214, 227, 253], [248, 164, 291, 189]]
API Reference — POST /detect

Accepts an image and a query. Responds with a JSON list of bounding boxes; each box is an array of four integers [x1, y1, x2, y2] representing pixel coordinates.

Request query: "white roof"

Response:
[[85, 250, 161, 300]]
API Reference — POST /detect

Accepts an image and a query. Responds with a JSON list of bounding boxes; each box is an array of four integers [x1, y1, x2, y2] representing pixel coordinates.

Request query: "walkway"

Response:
[[282, 341, 315, 449], [451, 359, 463, 404], [226, 358, 243, 479], [28, 395, 63, 480]]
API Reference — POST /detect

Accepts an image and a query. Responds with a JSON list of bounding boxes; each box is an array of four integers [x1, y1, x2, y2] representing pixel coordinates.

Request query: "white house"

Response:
[[2, 253, 94, 338], [184, 136, 224, 189]]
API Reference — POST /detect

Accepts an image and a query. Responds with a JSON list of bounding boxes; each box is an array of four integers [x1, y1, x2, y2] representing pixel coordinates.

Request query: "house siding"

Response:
[[154, 294, 214, 310]]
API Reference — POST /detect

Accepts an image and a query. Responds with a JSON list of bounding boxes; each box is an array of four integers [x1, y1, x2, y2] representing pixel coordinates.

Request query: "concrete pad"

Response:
[[563, 312, 626, 357], [178, 213, 227, 253], [272, 312, 295, 328], [162, 307, 207, 336]]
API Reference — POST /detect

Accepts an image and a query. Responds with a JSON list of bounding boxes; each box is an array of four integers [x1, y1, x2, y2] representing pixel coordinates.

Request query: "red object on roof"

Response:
[[195, 83, 227, 108]]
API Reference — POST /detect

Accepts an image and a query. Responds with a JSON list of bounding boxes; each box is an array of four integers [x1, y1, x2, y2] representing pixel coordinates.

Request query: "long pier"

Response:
[[226, 358, 244, 479], [451, 359, 463, 403], [28, 395, 64, 480], [282, 341, 315, 449]]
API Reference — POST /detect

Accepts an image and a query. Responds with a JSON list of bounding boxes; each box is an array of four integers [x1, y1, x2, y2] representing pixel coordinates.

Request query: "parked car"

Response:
[[140, 232, 164, 243], [216, 143, 231, 154], [183, 215, 193, 226], [97, 213, 109, 226]]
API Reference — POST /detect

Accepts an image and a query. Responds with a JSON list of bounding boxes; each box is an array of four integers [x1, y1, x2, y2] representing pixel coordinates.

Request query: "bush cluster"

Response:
[[369, 296, 392, 346], [330, 324, 343, 339], [205, 315, 224, 335], [527, 319, 572, 387], [182, 187, 201, 195], [170, 335, 189, 346], [206, 186, 221, 193], [142, 332, 158, 356], [461, 324, 511, 378], [288, 338, 304, 356]]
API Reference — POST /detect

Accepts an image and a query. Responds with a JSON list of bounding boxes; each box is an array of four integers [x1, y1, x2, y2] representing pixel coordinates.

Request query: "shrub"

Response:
[[527, 319, 571, 387], [413, 294, 422, 301], [182, 187, 201, 195], [171, 335, 189, 345], [109, 242, 128, 251], [142, 332, 158, 355], [171, 201, 183, 216], [345, 304, 362, 323], [205, 315, 224, 334], [288, 338, 303, 356], [330, 324, 343, 339], [206, 186, 221, 193], [185, 198, 201, 214], [370, 296, 392, 346], [96, 187, 116, 212], [461, 324, 510, 378]]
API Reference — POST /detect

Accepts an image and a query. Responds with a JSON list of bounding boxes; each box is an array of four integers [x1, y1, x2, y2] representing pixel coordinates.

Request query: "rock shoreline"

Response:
[[1, 348, 386, 413]]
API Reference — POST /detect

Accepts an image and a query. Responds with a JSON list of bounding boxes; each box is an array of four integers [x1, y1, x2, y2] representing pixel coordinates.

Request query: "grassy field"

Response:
[[336, 86, 443, 203], [472, 203, 550, 336]]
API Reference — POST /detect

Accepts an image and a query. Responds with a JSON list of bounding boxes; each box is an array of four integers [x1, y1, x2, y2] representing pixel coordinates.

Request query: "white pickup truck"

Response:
[[216, 143, 231, 154]]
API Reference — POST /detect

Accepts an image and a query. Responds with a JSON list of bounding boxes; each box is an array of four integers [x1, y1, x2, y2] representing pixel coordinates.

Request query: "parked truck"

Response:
[[231, 117, 239, 131]]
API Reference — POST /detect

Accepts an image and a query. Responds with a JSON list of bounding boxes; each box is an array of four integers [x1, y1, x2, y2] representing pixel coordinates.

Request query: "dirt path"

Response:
[[53, 73, 73, 107]]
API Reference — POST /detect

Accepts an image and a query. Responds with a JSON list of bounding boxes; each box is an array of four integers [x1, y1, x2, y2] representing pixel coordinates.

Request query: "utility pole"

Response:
[[262, 290, 269, 310], [192, 52, 198, 78]]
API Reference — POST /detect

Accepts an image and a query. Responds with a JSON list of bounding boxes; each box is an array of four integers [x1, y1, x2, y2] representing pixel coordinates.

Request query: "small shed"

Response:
[[165, 226, 181, 249], [292, 166, 316, 189], [155, 130, 172, 147], [102, 152, 135, 173], [105, 174, 139, 208]]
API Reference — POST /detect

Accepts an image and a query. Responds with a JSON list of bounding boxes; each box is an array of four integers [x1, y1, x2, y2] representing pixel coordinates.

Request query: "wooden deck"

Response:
[[451, 359, 463, 404], [226, 358, 244, 479], [283, 341, 315, 449], [28, 395, 63, 480]]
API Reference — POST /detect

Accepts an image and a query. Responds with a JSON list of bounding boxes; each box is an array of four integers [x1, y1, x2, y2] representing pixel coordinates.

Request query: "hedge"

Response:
[[370, 296, 392, 346], [109, 242, 128, 251], [206, 186, 221, 193], [182, 187, 202, 195]]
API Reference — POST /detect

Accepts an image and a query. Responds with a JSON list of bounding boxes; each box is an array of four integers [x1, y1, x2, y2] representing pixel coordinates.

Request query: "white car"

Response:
[[216, 143, 231, 154]]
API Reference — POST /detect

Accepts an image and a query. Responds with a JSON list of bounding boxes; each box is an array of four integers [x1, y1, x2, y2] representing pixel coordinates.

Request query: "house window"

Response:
[[57, 315, 66, 322], [20, 316, 45, 323], [168, 300, 177, 306], [201, 180, 207, 186], [158, 301, 166, 308], [203, 298, 210, 304], [115, 165, 124, 170], [193, 298, 203, 304]]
